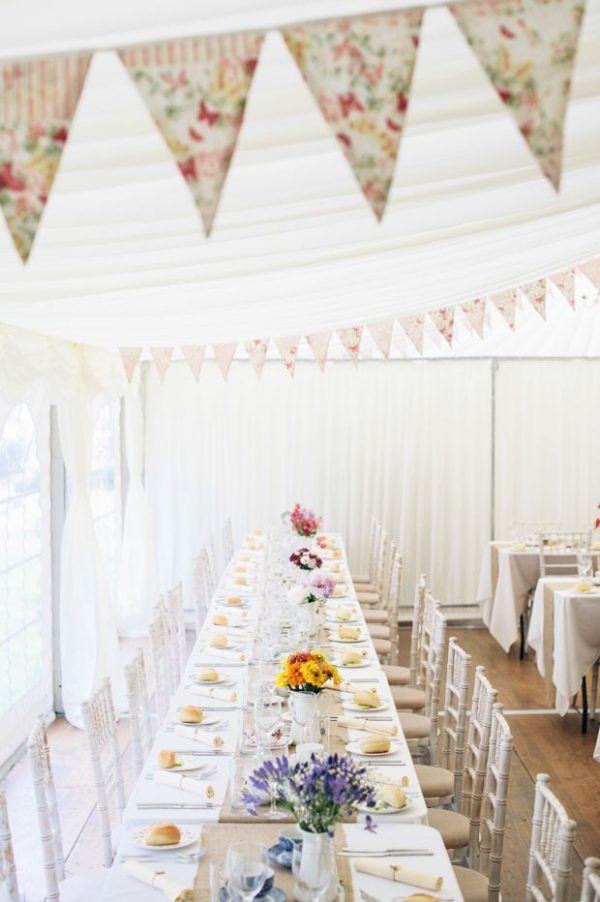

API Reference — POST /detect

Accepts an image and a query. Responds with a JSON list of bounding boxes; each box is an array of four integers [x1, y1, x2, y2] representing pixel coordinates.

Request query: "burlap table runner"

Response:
[[193, 823, 353, 900]]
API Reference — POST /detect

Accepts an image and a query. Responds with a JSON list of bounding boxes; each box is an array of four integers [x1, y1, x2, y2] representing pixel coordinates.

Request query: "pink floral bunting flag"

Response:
[[150, 347, 174, 381], [244, 339, 269, 378], [579, 260, 600, 300], [181, 345, 205, 381], [519, 278, 547, 319], [450, 0, 584, 190], [119, 347, 143, 382], [119, 33, 264, 235], [429, 306, 455, 348], [462, 298, 486, 339], [549, 269, 575, 308], [337, 326, 362, 365], [399, 315, 424, 354], [367, 320, 394, 358], [283, 11, 424, 221], [306, 332, 332, 372], [490, 288, 517, 330], [213, 342, 237, 380], [0, 52, 91, 261], [274, 336, 301, 376]]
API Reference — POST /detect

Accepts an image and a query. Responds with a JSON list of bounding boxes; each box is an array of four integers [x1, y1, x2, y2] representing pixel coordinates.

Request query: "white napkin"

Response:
[[337, 716, 397, 737], [123, 860, 194, 901], [174, 725, 226, 748], [153, 769, 216, 800], [188, 686, 238, 703], [204, 649, 246, 663], [353, 859, 443, 891]]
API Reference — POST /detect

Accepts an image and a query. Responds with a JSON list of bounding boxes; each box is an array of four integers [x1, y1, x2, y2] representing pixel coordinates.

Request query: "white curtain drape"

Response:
[[117, 378, 158, 636], [145, 359, 492, 607], [58, 388, 125, 727]]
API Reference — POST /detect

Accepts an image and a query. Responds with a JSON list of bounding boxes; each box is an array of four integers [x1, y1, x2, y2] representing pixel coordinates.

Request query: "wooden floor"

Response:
[[3, 627, 599, 901]]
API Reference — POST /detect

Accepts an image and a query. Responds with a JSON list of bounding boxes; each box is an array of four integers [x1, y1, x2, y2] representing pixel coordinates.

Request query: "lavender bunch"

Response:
[[243, 753, 376, 834]]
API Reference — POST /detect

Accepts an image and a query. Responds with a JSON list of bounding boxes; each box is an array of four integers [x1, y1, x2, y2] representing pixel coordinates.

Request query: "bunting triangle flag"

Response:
[[520, 278, 547, 319], [367, 320, 394, 358], [449, 0, 584, 190], [399, 315, 424, 354], [549, 269, 576, 308], [429, 307, 455, 348], [490, 288, 517, 330], [244, 339, 269, 378], [150, 347, 174, 381], [181, 345, 205, 381], [118, 32, 264, 235], [119, 347, 143, 382], [579, 260, 600, 300], [0, 52, 92, 261], [337, 326, 363, 366], [462, 298, 486, 339], [274, 336, 301, 377], [306, 332, 332, 372], [213, 342, 237, 380], [283, 10, 424, 220]]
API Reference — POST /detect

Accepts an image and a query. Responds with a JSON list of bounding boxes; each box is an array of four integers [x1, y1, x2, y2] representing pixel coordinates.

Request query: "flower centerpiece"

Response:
[[289, 547, 323, 578], [290, 503, 322, 538], [287, 572, 336, 637], [275, 651, 340, 743]]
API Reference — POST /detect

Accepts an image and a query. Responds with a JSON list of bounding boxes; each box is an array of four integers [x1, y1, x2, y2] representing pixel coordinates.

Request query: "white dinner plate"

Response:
[[343, 701, 389, 713], [346, 739, 400, 758], [157, 756, 213, 773], [129, 825, 200, 851], [326, 616, 361, 625], [190, 674, 231, 686], [200, 640, 244, 652], [216, 599, 251, 609], [174, 714, 221, 727], [331, 636, 367, 644], [332, 659, 372, 669], [356, 798, 413, 815]]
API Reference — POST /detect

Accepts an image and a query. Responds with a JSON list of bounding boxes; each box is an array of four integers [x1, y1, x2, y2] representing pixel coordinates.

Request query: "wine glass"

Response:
[[292, 838, 333, 901], [227, 842, 268, 902]]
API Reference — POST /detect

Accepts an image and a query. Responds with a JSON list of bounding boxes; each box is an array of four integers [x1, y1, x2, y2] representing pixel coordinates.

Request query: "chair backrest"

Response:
[[365, 518, 378, 580], [479, 704, 514, 902], [222, 518, 234, 566], [149, 599, 175, 720], [581, 858, 600, 902], [439, 637, 471, 810], [125, 648, 155, 777], [81, 678, 126, 868], [372, 523, 389, 597], [386, 544, 403, 623], [27, 715, 65, 901], [208, 534, 219, 586], [193, 552, 209, 635], [421, 606, 447, 765], [0, 790, 19, 901], [166, 581, 186, 681], [409, 574, 427, 688], [461, 666, 498, 867], [526, 773, 577, 902], [538, 532, 590, 578], [200, 546, 216, 598]]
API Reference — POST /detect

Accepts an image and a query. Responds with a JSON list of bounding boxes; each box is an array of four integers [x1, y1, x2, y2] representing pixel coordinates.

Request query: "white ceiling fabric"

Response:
[[0, 0, 598, 349]]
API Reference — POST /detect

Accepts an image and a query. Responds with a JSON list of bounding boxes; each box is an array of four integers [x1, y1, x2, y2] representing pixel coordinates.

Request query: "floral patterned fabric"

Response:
[[450, 0, 585, 189], [520, 278, 547, 318], [213, 342, 237, 380], [181, 345, 206, 381], [283, 11, 423, 220], [429, 307, 455, 348], [244, 339, 269, 377], [367, 320, 394, 358], [119, 347, 143, 382], [275, 336, 301, 376], [0, 53, 91, 261], [119, 33, 264, 235], [150, 347, 174, 380], [400, 315, 425, 354], [491, 288, 518, 329], [580, 260, 600, 295], [462, 298, 487, 338], [549, 269, 575, 308], [306, 332, 332, 372], [337, 326, 362, 364]]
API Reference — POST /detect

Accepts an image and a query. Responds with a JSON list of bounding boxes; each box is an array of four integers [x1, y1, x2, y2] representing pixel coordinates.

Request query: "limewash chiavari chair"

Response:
[[81, 678, 126, 869], [208, 534, 220, 586], [0, 790, 19, 901], [382, 573, 426, 688], [581, 858, 600, 901], [351, 517, 378, 587], [391, 579, 439, 714], [125, 648, 155, 777], [526, 773, 577, 902], [222, 518, 234, 566], [193, 552, 210, 635], [356, 523, 388, 606], [149, 600, 175, 720], [166, 581, 186, 682], [200, 545, 216, 598], [28, 716, 107, 901]]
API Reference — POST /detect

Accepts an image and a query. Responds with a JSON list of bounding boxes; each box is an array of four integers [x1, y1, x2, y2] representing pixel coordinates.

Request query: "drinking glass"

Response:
[[292, 839, 333, 901], [577, 548, 592, 580], [227, 842, 269, 902], [230, 756, 255, 810]]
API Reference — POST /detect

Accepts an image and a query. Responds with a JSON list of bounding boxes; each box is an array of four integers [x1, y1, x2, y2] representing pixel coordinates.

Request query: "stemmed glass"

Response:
[[577, 547, 592, 580], [292, 839, 333, 901], [227, 842, 269, 902]]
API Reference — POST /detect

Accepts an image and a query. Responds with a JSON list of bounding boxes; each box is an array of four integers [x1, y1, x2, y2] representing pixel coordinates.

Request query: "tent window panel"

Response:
[[90, 401, 121, 599]]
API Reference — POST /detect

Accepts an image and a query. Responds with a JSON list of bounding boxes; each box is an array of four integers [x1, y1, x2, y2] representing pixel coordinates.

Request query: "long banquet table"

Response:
[[100, 531, 463, 901]]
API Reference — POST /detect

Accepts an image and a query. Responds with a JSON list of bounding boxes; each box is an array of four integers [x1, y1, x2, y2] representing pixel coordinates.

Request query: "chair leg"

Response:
[[591, 662, 599, 722], [581, 675, 588, 735], [519, 614, 526, 661]]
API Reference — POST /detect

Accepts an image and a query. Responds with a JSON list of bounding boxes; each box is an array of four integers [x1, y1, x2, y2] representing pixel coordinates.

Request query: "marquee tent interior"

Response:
[[1, 0, 600, 900]]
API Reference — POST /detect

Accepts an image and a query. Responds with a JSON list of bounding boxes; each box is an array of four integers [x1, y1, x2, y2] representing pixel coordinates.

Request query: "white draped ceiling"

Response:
[[0, 0, 598, 349]]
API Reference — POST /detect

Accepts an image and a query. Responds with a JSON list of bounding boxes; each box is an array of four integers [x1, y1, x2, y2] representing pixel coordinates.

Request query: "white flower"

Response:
[[288, 585, 308, 605]]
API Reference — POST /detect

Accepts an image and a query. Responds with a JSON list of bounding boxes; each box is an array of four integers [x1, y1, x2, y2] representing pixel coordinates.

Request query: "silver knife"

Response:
[[339, 849, 433, 857], [137, 802, 216, 809]]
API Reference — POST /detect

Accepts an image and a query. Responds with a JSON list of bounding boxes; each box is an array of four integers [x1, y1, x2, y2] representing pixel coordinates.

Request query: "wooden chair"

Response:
[[381, 572, 427, 688], [391, 580, 441, 715], [193, 551, 210, 636], [0, 789, 19, 901], [351, 517, 378, 587], [581, 857, 600, 901], [526, 773, 577, 902], [149, 599, 176, 720], [199, 545, 216, 598], [28, 716, 107, 900], [222, 518, 234, 566], [356, 522, 388, 605], [81, 678, 126, 869], [166, 580, 186, 682], [363, 542, 403, 662], [125, 648, 155, 777]]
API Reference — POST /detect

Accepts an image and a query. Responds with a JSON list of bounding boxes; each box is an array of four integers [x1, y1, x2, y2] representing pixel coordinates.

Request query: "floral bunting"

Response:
[[449, 0, 584, 190], [520, 278, 547, 319], [579, 260, 600, 300], [0, 52, 91, 262], [283, 10, 424, 221], [150, 347, 174, 381], [429, 306, 455, 347], [367, 320, 394, 358], [399, 315, 425, 354], [337, 326, 362, 365], [490, 288, 517, 330], [462, 298, 487, 338], [118, 32, 264, 235], [213, 342, 237, 380], [119, 347, 143, 382], [549, 269, 576, 308], [274, 336, 301, 376], [181, 345, 205, 381], [244, 338, 269, 378], [306, 332, 332, 372]]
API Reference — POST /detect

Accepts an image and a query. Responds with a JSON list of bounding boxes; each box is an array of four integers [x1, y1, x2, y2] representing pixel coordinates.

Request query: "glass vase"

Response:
[[293, 829, 338, 902], [289, 690, 322, 744]]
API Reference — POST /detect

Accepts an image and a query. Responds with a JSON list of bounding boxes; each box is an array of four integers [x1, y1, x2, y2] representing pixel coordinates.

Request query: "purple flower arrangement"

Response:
[[308, 571, 336, 600], [243, 753, 376, 834]]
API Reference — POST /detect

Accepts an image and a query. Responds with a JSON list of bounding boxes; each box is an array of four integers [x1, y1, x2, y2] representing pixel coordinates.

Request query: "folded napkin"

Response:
[[368, 769, 409, 789], [204, 649, 246, 663], [337, 716, 397, 737], [511, 543, 527, 552], [341, 681, 378, 694], [333, 585, 348, 597], [174, 725, 226, 748], [572, 582, 594, 593], [353, 859, 443, 891], [153, 769, 216, 800], [189, 686, 238, 703], [123, 860, 193, 901]]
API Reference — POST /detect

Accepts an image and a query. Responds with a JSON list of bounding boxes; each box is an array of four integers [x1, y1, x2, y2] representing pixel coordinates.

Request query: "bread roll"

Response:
[[209, 634, 228, 648], [336, 607, 353, 622], [226, 595, 242, 606], [180, 705, 204, 724], [341, 650, 363, 665], [157, 749, 178, 769], [233, 565, 246, 573], [339, 626, 360, 640], [234, 576, 247, 586], [196, 668, 219, 682], [144, 822, 181, 846], [212, 613, 228, 626], [379, 784, 407, 809], [403, 895, 440, 902], [359, 734, 391, 754], [353, 689, 381, 708]]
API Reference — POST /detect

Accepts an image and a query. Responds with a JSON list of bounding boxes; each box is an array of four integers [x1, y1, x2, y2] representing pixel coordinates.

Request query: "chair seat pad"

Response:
[[391, 686, 426, 711], [453, 866, 489, 902], [372, 638, 392, 656], [414, 764, 454, 798], [363, 610, 389, 624], [397, 712, 430, 738], [427, 809, 470, 849], [382, 664, 410, 685], [367, 624, 391, 640], [357, 591, 380, 603], [60, 870, 108, 902], [351, 572, 371, 583]]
